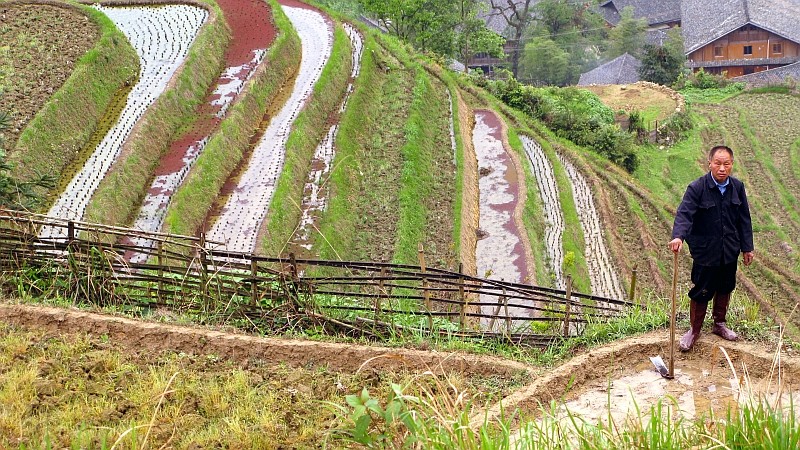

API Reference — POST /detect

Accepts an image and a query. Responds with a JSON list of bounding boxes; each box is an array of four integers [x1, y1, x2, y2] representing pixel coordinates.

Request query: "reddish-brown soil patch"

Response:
[[0, 2, 98, 147], [140, 0, 276, 235]]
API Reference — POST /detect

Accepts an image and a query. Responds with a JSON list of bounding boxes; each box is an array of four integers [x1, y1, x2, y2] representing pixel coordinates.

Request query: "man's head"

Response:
[[708, 145, 734, 183]]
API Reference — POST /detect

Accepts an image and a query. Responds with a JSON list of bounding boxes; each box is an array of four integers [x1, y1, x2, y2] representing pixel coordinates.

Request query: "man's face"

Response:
[[709, 149, 733, 183]]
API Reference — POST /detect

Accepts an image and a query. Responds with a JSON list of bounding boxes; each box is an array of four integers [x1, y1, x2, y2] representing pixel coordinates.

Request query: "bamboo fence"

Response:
[[0, 211, 636, 347]]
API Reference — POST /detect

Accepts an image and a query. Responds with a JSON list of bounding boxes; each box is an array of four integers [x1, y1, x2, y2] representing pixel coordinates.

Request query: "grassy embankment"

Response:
[[314, 33, 410, 263], [83, 0, 229, 229], [9, 3, 137, 199], [259, 22, 353, 256], [161, 0, 300, 240], [314, 33, 458, 269]]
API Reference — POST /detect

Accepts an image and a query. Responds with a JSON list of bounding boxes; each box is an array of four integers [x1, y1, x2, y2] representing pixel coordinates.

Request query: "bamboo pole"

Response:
[[251, 256, 258, 306], [418, 243, 432, 330], [563, 276, 573, 337], [458, 263, 466, 330]]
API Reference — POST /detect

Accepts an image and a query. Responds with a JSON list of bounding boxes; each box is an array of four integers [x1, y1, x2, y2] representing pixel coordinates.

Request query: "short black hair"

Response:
[[709, 145, 733, 161]]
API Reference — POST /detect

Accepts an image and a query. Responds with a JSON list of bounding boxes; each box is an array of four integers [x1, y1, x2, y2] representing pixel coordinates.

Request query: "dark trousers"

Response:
[[688, 261, 738, 303]]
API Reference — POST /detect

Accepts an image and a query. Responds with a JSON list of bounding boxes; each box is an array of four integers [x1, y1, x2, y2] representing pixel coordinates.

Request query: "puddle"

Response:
[[41, 5, 206, 239], [473, 110, 531, 329], [207, 5, 334, 253]]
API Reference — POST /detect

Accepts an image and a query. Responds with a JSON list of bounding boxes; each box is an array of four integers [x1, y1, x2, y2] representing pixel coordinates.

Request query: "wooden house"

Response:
[[682, 0, 800, 77]]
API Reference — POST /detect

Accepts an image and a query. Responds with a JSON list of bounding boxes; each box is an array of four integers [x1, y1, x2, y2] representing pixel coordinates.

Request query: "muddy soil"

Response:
[[476, 331, 800, 428], [0, 2, 98, 148]]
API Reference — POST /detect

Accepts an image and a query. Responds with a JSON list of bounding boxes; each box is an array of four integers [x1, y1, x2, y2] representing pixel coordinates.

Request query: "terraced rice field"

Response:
[[41, 4, 207, 238], [207, 4, 333, 253]]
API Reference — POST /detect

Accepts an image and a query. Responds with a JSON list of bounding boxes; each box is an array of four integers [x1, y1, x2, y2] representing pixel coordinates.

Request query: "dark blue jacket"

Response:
[[672, 172, 754, 266]]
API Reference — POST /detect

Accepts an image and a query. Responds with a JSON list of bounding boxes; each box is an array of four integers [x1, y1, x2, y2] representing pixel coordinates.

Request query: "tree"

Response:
[[608, 6, 647, 58], [486, 0, 537, 77], [359, 0, 502, 64], [0, 111, 55, 210], [520, 36, 570, 86], [454, 0, 506, 67], [639, 27, 686, 85], [526, 0, 610, 85]]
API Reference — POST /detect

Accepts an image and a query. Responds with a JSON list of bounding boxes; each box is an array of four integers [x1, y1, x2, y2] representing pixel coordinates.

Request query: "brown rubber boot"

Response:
[[679, 300, 708, 352], [712, 292, 738, 341]]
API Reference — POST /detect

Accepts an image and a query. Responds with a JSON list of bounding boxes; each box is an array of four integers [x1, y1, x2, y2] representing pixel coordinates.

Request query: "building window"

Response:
[[714, 46, 723, 57], [773, 43, 783, 54], [744, 45, 753, 55]]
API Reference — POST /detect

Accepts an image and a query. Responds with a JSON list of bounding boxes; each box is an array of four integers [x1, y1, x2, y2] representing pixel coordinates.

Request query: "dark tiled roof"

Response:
[[577, 53, 642, 85], [682, 0, 800, 54], [732, 61, 800, 86], [597, 0, 681, 26]]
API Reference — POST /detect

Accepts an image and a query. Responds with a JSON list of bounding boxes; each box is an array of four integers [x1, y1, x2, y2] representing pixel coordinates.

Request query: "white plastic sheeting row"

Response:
[[521, 136, 565, 290], [290, 23, 364, 250], [558, 154, 625, 300], [207, 6, 333, 253], [40, 5, 206, 239]]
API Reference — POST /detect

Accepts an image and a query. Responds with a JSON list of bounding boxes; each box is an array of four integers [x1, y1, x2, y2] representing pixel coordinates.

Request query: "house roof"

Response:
[[597, 0, 681, 27], [577, 53, 641, 85], [732, 61, 800, 86], [682, 0, 800, 54]]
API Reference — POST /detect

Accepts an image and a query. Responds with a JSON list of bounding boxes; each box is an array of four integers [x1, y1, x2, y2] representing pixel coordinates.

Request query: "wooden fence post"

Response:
[[458, 263, 466, 330], [199, 232, 208, 308], [503, 287, 511, 338], [375, 267, 386, 319], [563, 276, 573, 337], [288, 252, 299, 304], [251, 256, 258, 307], [418, 243, 432, 331], [629, 265, 638, 304], [67, 220, 75, 243], [157, 241, 164, 304]]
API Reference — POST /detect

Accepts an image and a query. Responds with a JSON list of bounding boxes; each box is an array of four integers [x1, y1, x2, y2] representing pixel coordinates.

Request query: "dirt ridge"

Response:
[[0, 302, 533, 378]]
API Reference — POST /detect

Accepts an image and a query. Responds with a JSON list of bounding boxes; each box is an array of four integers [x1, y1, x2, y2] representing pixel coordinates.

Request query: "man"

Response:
[[668, 145, 754, 351]]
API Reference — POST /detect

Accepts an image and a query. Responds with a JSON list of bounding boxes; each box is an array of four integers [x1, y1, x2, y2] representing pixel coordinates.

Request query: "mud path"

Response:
[[287, 23, 363, 255], [473, 110, 534, 328], [558, 154, 625, 300], [207, 3, 333, 253], [125, 0, 276, 262], [475, 331, 800, 430], [40, 4, 206, 238], [0, 303, 531, 379], [521, 136, 565, 289]]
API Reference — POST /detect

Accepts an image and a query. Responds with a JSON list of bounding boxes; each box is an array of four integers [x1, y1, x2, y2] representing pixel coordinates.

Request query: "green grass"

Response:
[[315, 33, 411, 263], [162, 0, 300, 239], [260, 22, 353, 255], [392, 68, 439, 264], [679, 83, 745, 105], [10, 4, 138, 189]]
